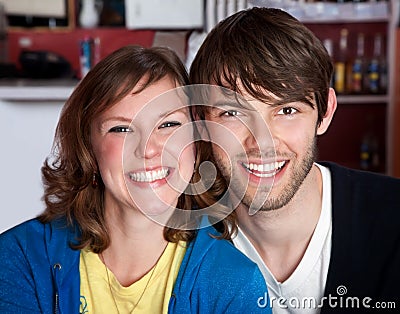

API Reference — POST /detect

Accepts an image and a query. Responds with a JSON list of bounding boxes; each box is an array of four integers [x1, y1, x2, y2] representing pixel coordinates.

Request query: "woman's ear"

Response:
[[317, 88, 337, 136]]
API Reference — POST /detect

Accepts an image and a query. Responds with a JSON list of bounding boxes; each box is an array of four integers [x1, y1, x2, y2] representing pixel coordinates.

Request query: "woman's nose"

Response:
[[135, 132, 162, 159]]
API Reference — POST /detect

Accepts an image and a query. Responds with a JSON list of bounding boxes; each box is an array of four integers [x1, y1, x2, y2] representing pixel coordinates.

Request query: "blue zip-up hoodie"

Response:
[[0, 218, 270, 313]]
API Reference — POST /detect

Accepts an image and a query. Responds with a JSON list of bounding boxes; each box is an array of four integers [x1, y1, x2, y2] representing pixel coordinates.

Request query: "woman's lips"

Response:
[[128, 167, 170, 183]]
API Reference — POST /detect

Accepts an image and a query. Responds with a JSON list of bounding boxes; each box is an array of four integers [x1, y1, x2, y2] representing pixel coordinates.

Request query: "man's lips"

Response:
[[241, 161, 286, 178]]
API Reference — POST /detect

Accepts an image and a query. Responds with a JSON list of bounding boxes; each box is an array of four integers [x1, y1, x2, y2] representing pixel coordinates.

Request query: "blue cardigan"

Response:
[[0, 218, 271, 313]]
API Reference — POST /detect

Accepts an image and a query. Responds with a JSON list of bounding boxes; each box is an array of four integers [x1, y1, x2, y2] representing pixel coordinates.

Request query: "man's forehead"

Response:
[[206, 85, 276, 111]]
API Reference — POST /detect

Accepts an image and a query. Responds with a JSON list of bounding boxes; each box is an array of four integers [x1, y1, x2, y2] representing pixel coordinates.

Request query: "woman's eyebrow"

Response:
[[101, 116, 133, 124], [98, 116, 133, 130], [159, 107, 190, 118]]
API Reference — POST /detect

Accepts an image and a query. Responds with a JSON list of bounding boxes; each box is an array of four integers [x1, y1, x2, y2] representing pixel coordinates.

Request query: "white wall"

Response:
[[0, 100, 64, 232]]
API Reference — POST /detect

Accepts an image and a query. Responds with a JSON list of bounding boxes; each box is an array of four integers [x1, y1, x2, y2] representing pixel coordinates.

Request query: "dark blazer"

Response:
[[320, 162, 400, 313]]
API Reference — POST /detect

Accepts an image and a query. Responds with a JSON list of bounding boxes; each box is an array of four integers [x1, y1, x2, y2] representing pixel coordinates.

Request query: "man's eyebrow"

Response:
[[208, 100, 255, 111]]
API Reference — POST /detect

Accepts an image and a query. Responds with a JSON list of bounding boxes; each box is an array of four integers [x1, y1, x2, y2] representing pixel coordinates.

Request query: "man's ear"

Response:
[[317, 88, 337, 136]]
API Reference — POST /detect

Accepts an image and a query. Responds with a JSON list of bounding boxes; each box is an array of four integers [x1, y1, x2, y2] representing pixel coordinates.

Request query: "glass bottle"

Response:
[[334, 28, 349, 94], [351, 33, 366, 94], [367, 33, 384, 94]]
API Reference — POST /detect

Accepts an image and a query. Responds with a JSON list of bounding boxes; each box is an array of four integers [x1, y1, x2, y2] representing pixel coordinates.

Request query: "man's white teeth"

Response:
[[242, 161, 285, 177], [129, 168, 169, 182]]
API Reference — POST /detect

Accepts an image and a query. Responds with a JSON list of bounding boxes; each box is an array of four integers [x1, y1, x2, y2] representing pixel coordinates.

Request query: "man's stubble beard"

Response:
[[214, 137, 317, 212]]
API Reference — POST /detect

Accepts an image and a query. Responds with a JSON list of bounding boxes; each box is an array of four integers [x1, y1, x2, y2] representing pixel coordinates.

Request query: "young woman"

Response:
[[0, 45, 271, 313]]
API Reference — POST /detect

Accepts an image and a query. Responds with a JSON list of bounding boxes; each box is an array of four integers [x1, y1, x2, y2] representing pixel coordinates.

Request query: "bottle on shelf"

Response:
[[360, 115, 380, 172], [350, 33, 366, 94], [366, 33, 387, 94], [79, 37, 94, 79], [378, 37, 388, 94], [323, 38, 334, 88], [360, 134, 379, 171], [334, 28, 351, 94]]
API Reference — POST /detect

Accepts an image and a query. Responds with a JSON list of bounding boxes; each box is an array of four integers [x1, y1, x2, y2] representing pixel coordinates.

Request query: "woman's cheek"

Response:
[[97, 140, 125, 170]]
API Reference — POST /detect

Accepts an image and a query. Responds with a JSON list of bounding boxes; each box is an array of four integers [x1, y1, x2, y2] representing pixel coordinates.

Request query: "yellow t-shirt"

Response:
[[79, 241, 187, 314]]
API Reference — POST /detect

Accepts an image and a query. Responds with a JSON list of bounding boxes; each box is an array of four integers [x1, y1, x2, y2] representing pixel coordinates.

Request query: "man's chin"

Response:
[[240, 186, 299, 213], [244, 199, 281, 214]]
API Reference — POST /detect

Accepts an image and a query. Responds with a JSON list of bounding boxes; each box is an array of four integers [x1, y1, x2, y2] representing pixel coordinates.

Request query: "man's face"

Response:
[[203, 88, 319, 213]]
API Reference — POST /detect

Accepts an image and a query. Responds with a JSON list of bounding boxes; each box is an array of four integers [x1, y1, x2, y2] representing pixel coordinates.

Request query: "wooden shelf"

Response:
[[337, 94, 389, 104], [287, 1, 389, 24]]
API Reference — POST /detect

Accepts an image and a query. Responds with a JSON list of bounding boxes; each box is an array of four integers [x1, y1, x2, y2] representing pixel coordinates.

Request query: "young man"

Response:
[[190, 7, 400, 313]]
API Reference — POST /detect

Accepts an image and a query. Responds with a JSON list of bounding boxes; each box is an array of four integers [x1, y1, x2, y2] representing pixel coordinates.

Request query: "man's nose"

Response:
[[244, 113, 275, 151]]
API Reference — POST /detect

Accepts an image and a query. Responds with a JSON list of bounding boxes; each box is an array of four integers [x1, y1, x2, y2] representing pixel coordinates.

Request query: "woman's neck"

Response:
[[102, 201, 168, 286]]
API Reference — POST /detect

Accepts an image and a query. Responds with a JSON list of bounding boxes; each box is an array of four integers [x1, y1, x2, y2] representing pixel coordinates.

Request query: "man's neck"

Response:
[[235, 164, 323, 282]]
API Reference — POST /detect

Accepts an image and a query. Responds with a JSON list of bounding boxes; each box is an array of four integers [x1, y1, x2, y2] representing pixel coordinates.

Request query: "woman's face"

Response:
[[91, 76, 195, 220]]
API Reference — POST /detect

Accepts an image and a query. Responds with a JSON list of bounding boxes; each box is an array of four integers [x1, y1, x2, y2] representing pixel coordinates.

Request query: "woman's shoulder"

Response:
[[191, 224, 261, 273], [0, 218, 44, 242], [0, 217, 74, 252], [173, 224, 270, 313], [0, 219, 48, 274]]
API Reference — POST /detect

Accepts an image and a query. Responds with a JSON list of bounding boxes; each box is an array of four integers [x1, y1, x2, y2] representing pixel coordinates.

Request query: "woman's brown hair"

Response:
[[39, 45, 195, 253]]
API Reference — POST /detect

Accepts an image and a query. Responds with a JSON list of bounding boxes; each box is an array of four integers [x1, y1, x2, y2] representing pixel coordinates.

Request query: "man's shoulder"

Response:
[[319, 161, 400, 190], [319, 163, 400, 301], [319, 161, 400, 223]]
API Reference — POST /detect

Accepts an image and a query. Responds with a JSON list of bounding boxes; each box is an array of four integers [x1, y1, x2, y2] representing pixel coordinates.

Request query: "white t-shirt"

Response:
[[233, 164, 332, 314]]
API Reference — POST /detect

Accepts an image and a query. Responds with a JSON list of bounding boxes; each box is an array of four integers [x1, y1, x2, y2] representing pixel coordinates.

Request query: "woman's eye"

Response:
[[159, 121, 182, 129], [109, 126, 132, 133], [278, 107, 298, 115]]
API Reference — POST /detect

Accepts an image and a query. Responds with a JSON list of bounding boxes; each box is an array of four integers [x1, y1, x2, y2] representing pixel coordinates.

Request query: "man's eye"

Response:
[[221, 110, 241, 117], [109, 126, 131, 133], [159, 121, 181, 129], [278, 107, 298, 115]]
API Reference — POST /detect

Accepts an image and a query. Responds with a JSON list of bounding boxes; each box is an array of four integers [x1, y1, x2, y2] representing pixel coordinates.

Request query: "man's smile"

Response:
[[241, 161, 286, 178]]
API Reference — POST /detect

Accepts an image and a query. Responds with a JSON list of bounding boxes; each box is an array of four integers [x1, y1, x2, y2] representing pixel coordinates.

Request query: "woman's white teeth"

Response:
[[130, 168, 169, 182], [243, 161, 285, 177]]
